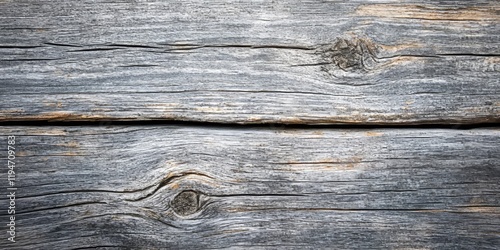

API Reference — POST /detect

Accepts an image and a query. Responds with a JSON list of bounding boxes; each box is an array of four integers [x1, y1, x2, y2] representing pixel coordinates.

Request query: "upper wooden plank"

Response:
[[0, 0, 499, 124]]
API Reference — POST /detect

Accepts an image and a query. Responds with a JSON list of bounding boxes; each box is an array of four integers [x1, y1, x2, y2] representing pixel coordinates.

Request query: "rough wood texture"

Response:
[[0, 126, 498, 249], [1, 0, 499, 124]]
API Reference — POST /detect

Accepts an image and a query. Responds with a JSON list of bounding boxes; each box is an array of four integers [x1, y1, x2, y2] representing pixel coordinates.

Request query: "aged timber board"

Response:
[[0, 0, 499, 124], [0, 126, 498, 249]]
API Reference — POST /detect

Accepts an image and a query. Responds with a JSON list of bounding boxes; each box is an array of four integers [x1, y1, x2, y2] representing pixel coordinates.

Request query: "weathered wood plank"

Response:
[[0, 126, 498, 249], [1, 0, 499, 124]]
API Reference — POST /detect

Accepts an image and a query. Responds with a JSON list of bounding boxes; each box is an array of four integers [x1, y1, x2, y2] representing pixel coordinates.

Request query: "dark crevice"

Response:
[[70, 246, 125, 250], [67, 47, 123, 52], [369, 53, 499, 61], [2, 27, 49, 30], [436, 53, 500, 57], [12, 201, 107, 215], [234, 207, 471, 212], [1, 58, 59, 61], [289, 62, 331, 67], [107, 43, 162, 49], [377, 54, 442, 59], [248, 45, 315, 50], [0, 45, 42, 49], [273, 161, 376, 165], [117, 64, 159, 67], [211, 193, 306, 198], [160, 44, 316, 51], [0, 119, 498, 130], [3, 42, 315, 51], [43, 42, 83, 48], [16, 186, 153, 199]]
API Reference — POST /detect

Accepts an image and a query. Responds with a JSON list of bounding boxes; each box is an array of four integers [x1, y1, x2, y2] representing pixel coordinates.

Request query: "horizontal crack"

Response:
[[436, 53, 500, 57], [43, 42, 82, 48], [0, 119, 498, 129]]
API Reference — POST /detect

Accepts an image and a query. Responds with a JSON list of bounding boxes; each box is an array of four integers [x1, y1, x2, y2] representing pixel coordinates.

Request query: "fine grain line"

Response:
[[356, 4, 500, 21]]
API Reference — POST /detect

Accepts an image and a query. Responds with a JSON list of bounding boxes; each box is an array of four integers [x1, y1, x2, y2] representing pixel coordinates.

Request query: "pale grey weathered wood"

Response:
[[0, 126, 498, 249], [1, 0, 499, 124]]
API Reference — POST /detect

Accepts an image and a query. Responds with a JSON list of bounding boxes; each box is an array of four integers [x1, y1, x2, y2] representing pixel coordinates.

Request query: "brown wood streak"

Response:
[[0, 126, 498, 249], [356, 4, 499, 21]]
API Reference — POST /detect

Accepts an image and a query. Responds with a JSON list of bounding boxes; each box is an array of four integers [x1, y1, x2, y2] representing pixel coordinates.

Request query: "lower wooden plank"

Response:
[[0, 126, 499, 249]]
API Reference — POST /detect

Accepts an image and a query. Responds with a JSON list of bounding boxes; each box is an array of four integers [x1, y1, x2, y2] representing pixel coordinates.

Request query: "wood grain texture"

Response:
[[0, 126, 498, 249], [1, 0, 499, 124]]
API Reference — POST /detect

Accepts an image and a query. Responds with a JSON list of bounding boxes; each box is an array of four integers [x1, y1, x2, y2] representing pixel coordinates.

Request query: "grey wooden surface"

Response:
[[0, 126, 499, 249], [1, 1, 499, 249], [1, 0, 499, 124]]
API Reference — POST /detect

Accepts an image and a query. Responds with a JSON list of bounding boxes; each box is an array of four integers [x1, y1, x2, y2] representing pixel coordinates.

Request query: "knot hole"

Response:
[[171, 190, 200, 216]]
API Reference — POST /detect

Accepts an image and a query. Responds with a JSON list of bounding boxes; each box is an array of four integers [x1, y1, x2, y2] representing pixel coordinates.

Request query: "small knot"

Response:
[[171, 190, 199, 216], [320, 36, 378, 76]]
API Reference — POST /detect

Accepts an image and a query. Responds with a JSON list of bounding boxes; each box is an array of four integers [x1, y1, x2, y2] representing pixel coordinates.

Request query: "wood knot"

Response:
[[171, 190, 200, 216], [320, 37, 378, 76]]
